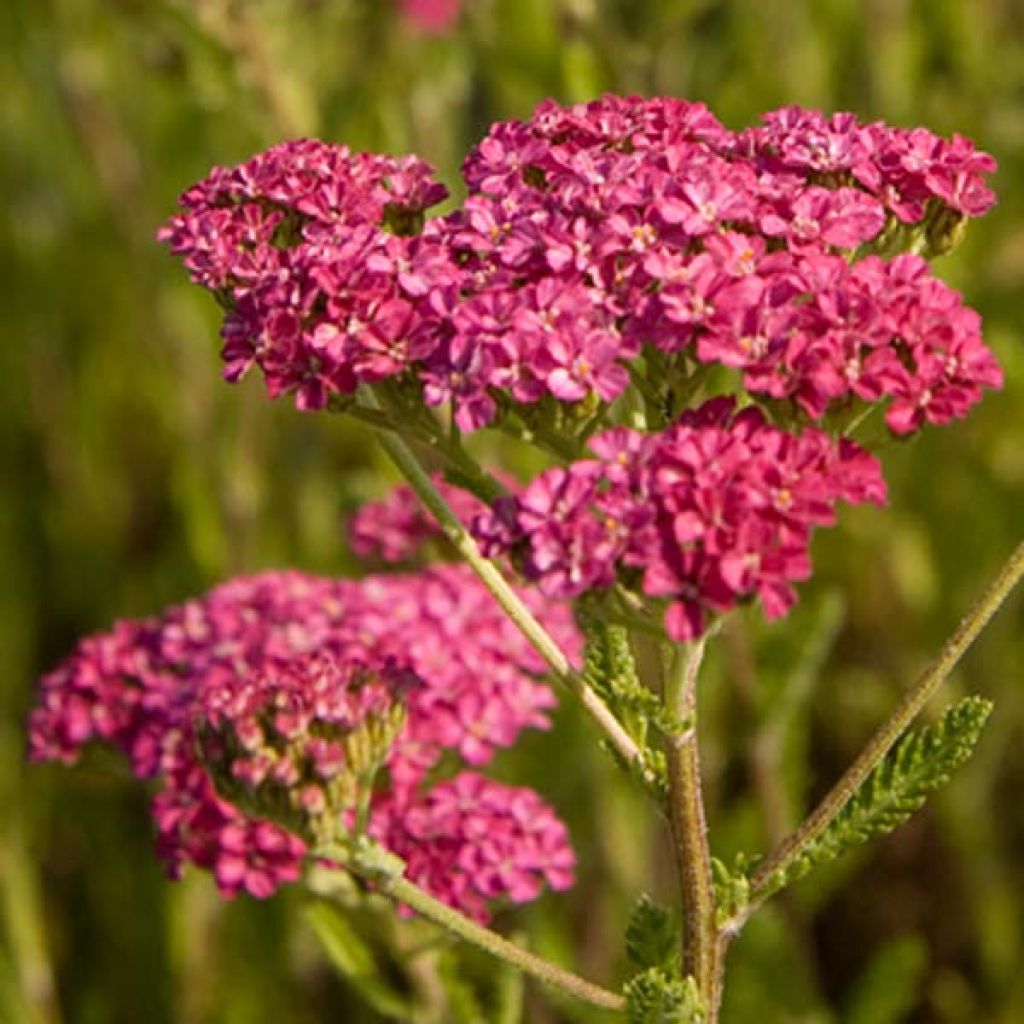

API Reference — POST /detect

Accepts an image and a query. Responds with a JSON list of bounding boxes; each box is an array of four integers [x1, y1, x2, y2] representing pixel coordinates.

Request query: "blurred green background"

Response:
[[2, 1, 1023, 1021]]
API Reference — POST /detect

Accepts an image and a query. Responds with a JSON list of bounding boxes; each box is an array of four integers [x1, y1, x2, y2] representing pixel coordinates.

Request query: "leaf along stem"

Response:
[[357, 390, 646, 777], [747, 538, 1024, 911]]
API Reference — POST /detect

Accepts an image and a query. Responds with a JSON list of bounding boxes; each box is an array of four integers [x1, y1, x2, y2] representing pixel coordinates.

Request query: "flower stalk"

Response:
[[374, 875, 624, 1011], [320, 840, 624, 1013], [662, 637, 721, 1017], [747, 538, 1024, 911], [360, 390, 646, 777]]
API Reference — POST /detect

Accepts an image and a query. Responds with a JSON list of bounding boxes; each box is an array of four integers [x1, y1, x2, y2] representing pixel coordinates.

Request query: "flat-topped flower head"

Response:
[[374, 772, 575, 922], [159, 140, 455, 410], [30, 567, 578, 914], [161, 96, 1000, 440]]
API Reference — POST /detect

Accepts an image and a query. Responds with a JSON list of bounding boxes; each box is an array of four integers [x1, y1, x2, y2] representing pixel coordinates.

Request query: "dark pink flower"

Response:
[[376, 772, 575, 922], [349, 472, 508, 563], [30, 566, 579, 913], [473, 399, 887, 640], [162, 99, 999, 439]]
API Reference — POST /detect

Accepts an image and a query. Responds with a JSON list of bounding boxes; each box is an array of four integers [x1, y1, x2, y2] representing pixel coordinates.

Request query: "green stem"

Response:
[[362, 387, 508, 504], [498, 405, 584, 463], [357, 392, 646, 776], [748, 538, 1024, 907], [663, 638, 719, 1016], [320, 842, 624, 1013], [381, 875, 623, 1012], [627, 364, 666, 430]]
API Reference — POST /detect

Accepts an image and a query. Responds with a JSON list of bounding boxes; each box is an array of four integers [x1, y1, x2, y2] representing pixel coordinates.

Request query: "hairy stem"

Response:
[[748, 538, 1024, 907], [663, 638, 720, 1016], [319, 842, 624, 1013], [358, 393, 646, 775], [356, 386, 509, 504], [381, 875, 623, 1012]]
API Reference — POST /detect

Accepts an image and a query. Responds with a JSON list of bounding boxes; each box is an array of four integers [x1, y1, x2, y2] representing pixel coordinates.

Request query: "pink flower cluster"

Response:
[[160, 95, 1000, 433], [29, 567, 579, 915], [349, 472, 496, 563], [194, 651, 410, 819], [474, 398, 886, 641], [158, 139, 452, 410], [736, 106, 996, 221], [399, 0, 461, 34], [375, 772, 575, 922]]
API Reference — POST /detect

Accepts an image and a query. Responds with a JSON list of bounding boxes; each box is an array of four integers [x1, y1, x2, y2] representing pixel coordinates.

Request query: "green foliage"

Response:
[[303, 902, 413, 1021], [624, 969, 704, 1024], [493, 947, 526, 1024], [843, 933, 929, 1024], [437, 938, 528, 1024], [717, 904, 833, 1023], [765, 696, 994, 896], [580, 617, 696, 745], [626, 894, 681, 974], [582, 617, 671, 797], [630, 746, 670, 801], [581, 620, 653, 721], [623, 896, 709, 1023], [711, 858, 751, 929], [623, 898, 706, 1023], [439, 950, 488, 1024]]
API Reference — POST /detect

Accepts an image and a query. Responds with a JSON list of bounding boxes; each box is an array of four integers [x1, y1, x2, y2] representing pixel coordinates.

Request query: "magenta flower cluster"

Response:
[[375, 772, 575, 922], [29, 568, 578, 916], [349, 471, 490, 563], [399, 0, 461, 34], [160, 95, 1000, 434], [473, 398, 886, 641]]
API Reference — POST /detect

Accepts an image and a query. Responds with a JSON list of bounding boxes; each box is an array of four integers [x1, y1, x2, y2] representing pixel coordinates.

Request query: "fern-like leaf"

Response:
[[624, 969, 704, 1024], [626, 895, 680, 973], [582, 620, 654, 716], [766, 695, 992, 896]]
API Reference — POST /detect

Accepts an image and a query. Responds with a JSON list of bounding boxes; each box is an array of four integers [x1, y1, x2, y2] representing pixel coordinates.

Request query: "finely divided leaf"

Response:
[[624, 969, 704, 1024], [626, 894, 680, 973], [582, 621, 655, 718], [583, 619, 669, 797], [768, 696, 992, 895]]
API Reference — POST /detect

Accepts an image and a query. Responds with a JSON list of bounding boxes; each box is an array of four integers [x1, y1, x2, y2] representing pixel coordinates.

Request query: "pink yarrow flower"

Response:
[[29, 567, 578, 917], [374, 772, 575, 923], [161, 97, 1000, 437], [473, 397, 887, 641]]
